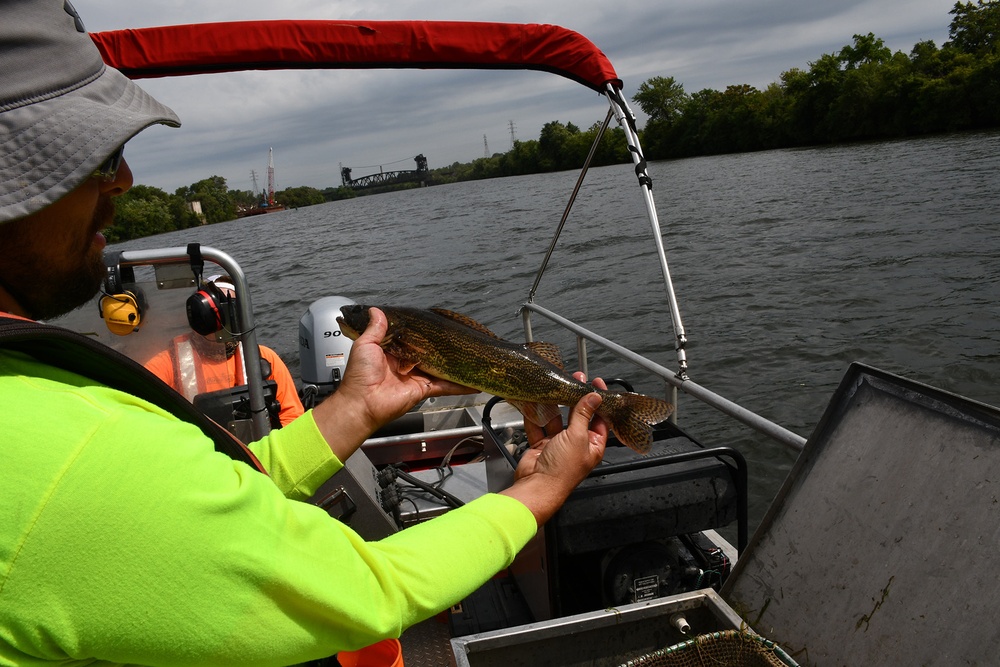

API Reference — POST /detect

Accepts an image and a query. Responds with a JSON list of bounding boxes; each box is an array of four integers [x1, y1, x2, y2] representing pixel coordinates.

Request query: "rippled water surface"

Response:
[[115, 130, 1000, 529]]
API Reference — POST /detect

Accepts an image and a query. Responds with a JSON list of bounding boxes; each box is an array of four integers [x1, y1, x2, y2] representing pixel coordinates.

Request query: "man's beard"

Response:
[[0, 199, 111, 321], [30, 250, 106, 321]]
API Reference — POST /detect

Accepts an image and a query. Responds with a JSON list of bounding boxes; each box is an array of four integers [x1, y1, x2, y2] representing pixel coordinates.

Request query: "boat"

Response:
[[49, 19, 1000, 666]]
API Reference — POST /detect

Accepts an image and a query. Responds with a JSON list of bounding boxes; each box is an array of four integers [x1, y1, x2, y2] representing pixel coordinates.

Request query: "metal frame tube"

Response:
[[528, 106, 614, 303], [118, 246, 271, 441], [522, 302, 806, 452], [605, 85, 689, 376]]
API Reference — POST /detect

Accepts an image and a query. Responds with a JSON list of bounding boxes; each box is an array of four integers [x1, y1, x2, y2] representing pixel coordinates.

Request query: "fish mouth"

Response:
[[336, 315, 360, 340], [337, 304, 370, 340]]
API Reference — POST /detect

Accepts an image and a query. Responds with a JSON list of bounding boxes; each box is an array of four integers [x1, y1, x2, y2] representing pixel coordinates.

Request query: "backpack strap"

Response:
[[0, 316, 266, 473]]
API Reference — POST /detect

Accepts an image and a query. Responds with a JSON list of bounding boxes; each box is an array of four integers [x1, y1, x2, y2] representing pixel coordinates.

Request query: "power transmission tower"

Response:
[[508, 120, 517, 149], [483, 134, 490, 158]]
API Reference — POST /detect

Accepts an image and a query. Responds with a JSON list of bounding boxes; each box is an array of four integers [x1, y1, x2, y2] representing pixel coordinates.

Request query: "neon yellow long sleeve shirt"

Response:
[[0, 349, 537, 666]]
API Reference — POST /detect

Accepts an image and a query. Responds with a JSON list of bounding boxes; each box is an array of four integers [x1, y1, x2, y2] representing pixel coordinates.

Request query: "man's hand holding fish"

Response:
[[311, 307, 476, 463], [507, 373, 609, 526]]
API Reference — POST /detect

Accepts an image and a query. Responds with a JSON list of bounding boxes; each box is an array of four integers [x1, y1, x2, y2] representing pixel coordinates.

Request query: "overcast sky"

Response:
[[81, 0, 957, 194]]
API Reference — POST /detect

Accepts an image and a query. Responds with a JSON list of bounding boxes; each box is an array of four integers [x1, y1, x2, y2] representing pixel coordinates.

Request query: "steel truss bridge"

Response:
[[341, 154, 428, 190]]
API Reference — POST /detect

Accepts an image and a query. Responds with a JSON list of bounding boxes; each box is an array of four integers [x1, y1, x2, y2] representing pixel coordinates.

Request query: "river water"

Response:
[[113, 129, 1000, 529]]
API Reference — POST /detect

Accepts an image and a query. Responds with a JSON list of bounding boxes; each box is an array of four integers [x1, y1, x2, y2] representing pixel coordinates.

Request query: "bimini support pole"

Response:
[[605, 83, 689, 378], [527, 106, 614, 304]]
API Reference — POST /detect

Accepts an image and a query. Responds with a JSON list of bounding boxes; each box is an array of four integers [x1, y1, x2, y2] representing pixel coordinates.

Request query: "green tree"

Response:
[[107, 185, 175, 243], [229, 189, 258, 213], [713, 84, 768, 152], [632, 76, 690, 159], [538, 121, 580, 171], [278, 186, 325, 208], [839, 32, 893, 69], [777, 67, 814, 144], [169, 188, 203, 229], [948, 0, 1000, 54], [799, 52, 847, 142], [177, 176, 235, 224], [322, 186, 356, 201], [632, 76, 687, 123], [497, 139, 540, 176], [910, 40, 945, 76], [758, 81, 795, 146], [672, 89, 723, 155], [591, 125, 629, 166], [830, 38, 901, 140]]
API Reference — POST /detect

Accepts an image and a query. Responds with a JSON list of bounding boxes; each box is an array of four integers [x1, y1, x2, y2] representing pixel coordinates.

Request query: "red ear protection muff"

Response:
[[186, 282, 232, 336]]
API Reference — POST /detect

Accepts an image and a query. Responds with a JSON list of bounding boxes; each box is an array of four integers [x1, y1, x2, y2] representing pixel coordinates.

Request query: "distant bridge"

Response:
[[341, 154, 428, 190]]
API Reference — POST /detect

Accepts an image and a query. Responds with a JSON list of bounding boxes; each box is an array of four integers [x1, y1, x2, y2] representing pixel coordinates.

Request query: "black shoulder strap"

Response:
[[0, 316, 266, 473]]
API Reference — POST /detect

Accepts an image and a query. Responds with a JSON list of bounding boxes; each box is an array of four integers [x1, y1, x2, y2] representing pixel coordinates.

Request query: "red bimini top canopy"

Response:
[[91, 20, 622, 93]]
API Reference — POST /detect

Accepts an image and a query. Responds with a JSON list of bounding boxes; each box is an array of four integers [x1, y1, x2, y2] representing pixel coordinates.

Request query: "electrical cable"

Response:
[[394, 467, 465, 509], [399, 497, 421, 526], [378, 483, 403, 528], [353, 156, 415, 169]]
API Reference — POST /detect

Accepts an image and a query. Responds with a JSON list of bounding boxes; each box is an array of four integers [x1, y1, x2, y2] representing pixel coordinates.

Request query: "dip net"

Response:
[[616, 630, 798, 667]]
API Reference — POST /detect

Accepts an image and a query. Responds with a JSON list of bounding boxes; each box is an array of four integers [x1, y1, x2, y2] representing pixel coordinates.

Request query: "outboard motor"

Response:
[[299, 296, 356, 397]]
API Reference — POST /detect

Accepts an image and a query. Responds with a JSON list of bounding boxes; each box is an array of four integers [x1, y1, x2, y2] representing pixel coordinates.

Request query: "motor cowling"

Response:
[[299, 296, 356, 397]]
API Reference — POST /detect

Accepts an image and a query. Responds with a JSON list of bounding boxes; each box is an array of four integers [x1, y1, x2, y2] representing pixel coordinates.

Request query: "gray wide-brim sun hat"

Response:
[[0, 0, 180, 224]]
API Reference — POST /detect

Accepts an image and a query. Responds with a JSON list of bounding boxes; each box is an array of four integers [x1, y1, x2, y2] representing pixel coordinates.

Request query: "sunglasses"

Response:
[[93, 145, 125, 182]]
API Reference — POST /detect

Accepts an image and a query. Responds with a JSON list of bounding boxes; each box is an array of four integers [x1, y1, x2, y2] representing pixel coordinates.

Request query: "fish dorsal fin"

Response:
[[526, 341, 564, 369], [430, 307, 503, 339]]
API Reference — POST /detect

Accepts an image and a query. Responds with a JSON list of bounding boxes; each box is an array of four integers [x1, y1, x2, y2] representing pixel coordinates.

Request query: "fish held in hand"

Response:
[[337, 304, 674, 454]]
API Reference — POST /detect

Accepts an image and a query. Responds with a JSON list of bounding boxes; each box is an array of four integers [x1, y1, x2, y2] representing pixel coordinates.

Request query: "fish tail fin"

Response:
[[600, 393, 674, 455]]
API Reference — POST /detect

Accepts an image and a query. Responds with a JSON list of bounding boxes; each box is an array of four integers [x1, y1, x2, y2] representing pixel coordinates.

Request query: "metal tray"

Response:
[[451, 589, 745, 667]]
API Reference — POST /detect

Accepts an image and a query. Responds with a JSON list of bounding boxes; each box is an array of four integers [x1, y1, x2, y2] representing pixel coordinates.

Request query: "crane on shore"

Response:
[[267, 147, 277, 207]]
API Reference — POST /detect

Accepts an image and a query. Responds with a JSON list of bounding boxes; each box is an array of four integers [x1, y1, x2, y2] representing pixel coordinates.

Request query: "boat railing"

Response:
[[520, 302, 807, 452]]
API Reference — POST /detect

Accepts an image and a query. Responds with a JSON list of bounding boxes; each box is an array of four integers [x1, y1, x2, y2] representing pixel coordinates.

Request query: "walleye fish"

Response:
[[337, 304, 673, 454]]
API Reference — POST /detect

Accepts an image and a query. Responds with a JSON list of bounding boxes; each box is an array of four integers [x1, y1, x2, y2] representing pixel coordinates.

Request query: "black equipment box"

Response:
[[551, 432, 740, 556], [481, 401, 746, 621]]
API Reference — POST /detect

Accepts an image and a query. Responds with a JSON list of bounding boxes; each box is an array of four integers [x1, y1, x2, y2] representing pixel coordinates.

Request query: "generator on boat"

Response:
[[474, 398, 745, 628]]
